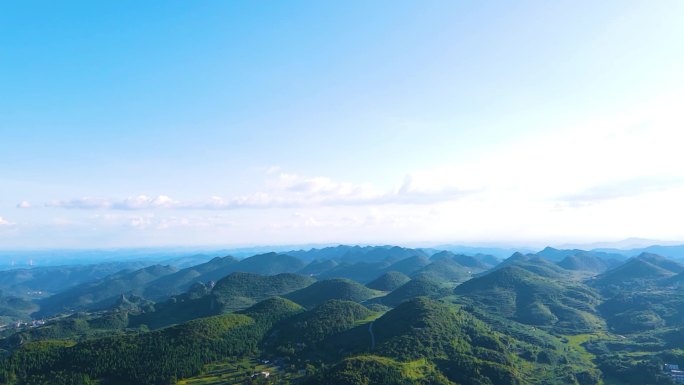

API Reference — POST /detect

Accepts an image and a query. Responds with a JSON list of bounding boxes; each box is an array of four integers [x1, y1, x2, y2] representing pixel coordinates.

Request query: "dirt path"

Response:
[[368, 321, 376, 350]]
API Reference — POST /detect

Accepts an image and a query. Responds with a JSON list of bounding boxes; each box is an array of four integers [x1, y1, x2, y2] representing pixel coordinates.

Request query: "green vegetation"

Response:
[[269, 300, 375, 357], [0, 298, 303, 385], [366, 271, 411, 292], [455, 266, 603, 334], [381, 278, 450, 307], [286, 278, 381, 308], [212, 272, 315, 312], [412, 259, 471, 284], [2, 247, 684, 385], [308, 355, 454, 385]]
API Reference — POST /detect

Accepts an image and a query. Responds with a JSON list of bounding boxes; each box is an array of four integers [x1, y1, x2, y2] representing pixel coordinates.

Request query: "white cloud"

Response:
[[45, 197, 111, 209], [46, 195, 180, 210], [0, 217, 13, 226], [16, 201, 31, 209], [39, 172, 478, 211]]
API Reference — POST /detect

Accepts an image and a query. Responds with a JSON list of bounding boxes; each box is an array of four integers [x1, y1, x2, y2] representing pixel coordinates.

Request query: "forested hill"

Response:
[[0, 245, 684, 384]]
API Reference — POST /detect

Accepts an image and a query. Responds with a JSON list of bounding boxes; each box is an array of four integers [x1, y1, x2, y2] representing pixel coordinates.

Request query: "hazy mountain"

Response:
[[234, 252, 305, 274], [590, 253, 683, 293], [211, 272, 315, 312], [37, 265, 177, 316], [0, 292, 38, 323], [318, 261, 391, 283], [283, 245, 430, 264], [557, 252, 620, 274], [0, 261, 151, 298], [536, 246, 587, 262], [430, 251, 491, 269], [382, 255, 430, 275], [298, 259, 338, 275], [142, 256, 239, 300], [435, 244, 530, 259], [493, 252, 569, 279]]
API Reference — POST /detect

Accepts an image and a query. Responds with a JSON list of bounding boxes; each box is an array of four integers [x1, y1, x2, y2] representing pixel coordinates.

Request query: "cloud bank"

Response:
[[40, 172, 477, 211]]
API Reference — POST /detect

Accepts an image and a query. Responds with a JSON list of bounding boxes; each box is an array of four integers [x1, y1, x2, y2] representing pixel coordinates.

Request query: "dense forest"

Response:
[[0, 245, 682, 385]]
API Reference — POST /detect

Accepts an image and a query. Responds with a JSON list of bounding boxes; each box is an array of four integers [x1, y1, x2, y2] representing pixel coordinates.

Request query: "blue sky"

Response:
[[1, 1, 684, 248]]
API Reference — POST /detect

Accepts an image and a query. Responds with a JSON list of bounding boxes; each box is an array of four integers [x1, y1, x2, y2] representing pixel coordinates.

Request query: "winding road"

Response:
[[368, 321, 376, 350]]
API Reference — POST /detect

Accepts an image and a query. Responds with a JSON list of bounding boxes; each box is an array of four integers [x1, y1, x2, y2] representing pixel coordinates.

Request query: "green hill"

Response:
[[0, 297, 303, 385], [558, 252, 614, 273], [308, 355, 455, 385], [636, 252, 684, 273], [271, 300, 374, 352], [493, 252, 569, 279], [598, 291, 684, 333], [286, 278, 381, 308], [129, 272, 313, 329], [412, 259, 471, 283], [381, 278, 450, 307], [371, 297, 520, 385], [590, 254, 679, 294], [212, 272, 315, 311], [366, 271, 411, 291], [455, 266, 602, 333]]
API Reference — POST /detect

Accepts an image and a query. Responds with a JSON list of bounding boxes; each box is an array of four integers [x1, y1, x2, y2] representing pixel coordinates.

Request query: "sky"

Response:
[[1, 1, 684, 249]]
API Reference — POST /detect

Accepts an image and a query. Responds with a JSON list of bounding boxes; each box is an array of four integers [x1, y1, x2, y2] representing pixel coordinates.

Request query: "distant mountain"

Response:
[[536, 247, 586, 262], [590, 253, 683, 293], [298, 259, 338, 275], [130, 272, 315, 329], [557, 252, 620, 274], [318, 261, 391, 283], [0, 261, 151, 297], [235, 252, 305, 274], [412, 259, 472, 283], [37, 264, 177, 316], [493, 252, 568, 279], [382, 255, 430, 275], [455, 266, 602, 332], [381, 278, 450, 307], [636, 252, 684, 273], [285, 245, 430, 264], [286, 279, 380, 308], [434, 244, 530, 259], [430, 251, 491, 270], [592, 243, 684, 261], [142, 256, 239, 300], [366, 271, 411, 292], [211, 272, 315, 312]]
